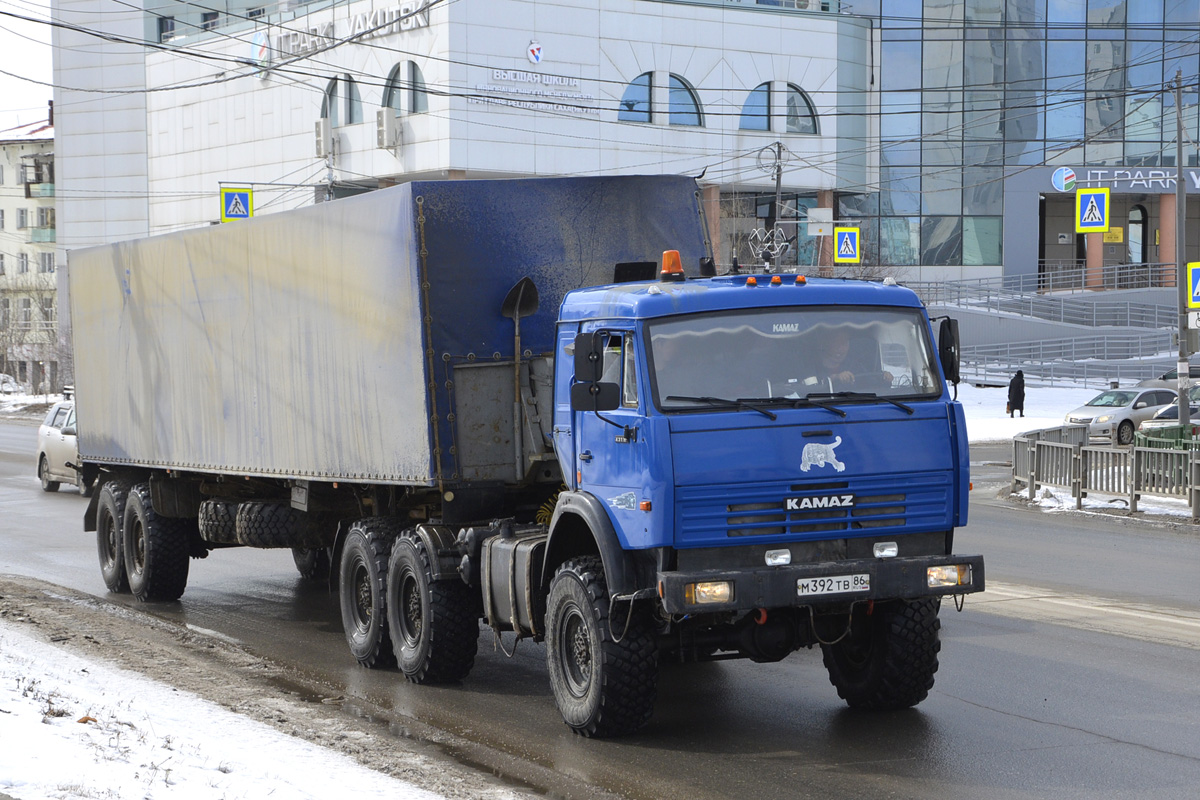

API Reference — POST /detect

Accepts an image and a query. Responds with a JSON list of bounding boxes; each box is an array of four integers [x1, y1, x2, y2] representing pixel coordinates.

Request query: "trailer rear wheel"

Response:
[[96, 479, 132, 594], [821, 598, 941, 710], [387, 532, 479, 684], [546, 556, 658, 737], [338, 519, 399, 668], [292, 547, 331, 581], [123, 483, 191, 602]]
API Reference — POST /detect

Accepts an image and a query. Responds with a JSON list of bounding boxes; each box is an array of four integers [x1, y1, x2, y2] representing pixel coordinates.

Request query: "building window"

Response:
[[16, 208, 27, 229], [408, 62, 428, 113], [785, 84, 818, 134], [618, 72, 652, 123], [0, 209, 4, 228], [200, 11, 218, 30], [20, 298, 32, 327], [383, 64, 405, 115], [41, 296, 55, 324], [321, 75, 363, 126], [740, 83, 771, 131], [668, 75, 703, 127], [0, 299, 6, 326], [0, 165, 4, 184], [158, 16, 175, 42], [39, 253, 54, 273], [18, 253, 29, 273], [0, 254, 5, 275], [37, 207, 53, 227], [247, 7, 265, 18]]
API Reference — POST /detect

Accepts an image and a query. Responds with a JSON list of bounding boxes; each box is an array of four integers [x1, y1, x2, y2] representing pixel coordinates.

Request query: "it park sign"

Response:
[[274, 2, 430, 58], [1051, 165, 1200, 193]]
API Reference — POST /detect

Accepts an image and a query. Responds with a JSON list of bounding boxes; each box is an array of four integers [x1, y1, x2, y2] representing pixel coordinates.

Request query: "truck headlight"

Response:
[[928, 565, 972, 588], [684, 581, 733, 604]]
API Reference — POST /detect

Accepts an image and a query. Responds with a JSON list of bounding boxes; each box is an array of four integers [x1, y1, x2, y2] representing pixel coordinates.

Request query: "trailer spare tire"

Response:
[[235, 501, 335, 549], [198, 499, 238, 544], [96, 479, 133, 594], [123, 482, 191, 602]]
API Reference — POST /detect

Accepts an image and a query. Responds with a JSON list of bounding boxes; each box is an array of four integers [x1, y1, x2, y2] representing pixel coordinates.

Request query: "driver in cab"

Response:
[[804, 327, 892, 393]]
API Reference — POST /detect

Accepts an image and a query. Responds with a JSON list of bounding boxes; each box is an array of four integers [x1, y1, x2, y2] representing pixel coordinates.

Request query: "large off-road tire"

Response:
[[38, 456, 60, 493], [821, 598, 941, 710], [235, 501, 334, 549], [198, 499, 239, 544], [386, 531, 479, 684], [96, 479, 132, 594], [122, 483, 191, 602], [545, 556, 659, 737], [292, 547, 331, 582], [339, 519, 399, 668]]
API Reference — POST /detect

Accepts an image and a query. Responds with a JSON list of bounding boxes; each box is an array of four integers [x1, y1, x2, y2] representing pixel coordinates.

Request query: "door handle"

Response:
[[579, 451, 593, 462]]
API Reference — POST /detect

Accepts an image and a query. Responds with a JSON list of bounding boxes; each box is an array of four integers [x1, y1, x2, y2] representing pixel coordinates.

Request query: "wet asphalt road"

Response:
[[3, 421, 1200, 799]]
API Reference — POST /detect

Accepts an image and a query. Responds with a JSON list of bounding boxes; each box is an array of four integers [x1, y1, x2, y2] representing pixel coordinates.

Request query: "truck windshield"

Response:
[[648, 306, 942, 411]]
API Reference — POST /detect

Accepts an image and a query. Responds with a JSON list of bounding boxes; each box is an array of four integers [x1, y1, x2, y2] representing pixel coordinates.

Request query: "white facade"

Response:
[[0, 125, 58, 389], [132, 0, 869, 269]]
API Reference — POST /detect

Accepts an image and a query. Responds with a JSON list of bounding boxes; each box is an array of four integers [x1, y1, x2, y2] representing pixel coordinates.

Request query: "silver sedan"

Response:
[[1063, 388, 1176, 445]]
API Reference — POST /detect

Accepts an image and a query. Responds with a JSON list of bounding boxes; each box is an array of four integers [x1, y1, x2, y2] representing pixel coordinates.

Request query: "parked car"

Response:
[[1136, 365, 1200, 390], [1138, 387, 1200, 434], [0, 373, 21, 394], [1063, 388, 1175, 445], [36, 400, 92, 495]]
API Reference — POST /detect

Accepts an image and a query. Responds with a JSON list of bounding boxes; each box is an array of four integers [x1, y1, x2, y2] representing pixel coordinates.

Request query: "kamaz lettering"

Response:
[[787, 495, 855, 510]]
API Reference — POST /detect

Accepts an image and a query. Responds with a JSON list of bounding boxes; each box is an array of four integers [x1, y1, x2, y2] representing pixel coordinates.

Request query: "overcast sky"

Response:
[[0, 0, 53, 132]]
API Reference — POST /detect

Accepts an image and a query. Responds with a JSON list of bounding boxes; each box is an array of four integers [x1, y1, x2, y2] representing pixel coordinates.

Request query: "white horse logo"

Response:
[[800, 436, 845, 472]]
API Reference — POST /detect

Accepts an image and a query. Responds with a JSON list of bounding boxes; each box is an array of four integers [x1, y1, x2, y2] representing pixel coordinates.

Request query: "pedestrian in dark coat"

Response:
[[1008, 370, 1025, 418]]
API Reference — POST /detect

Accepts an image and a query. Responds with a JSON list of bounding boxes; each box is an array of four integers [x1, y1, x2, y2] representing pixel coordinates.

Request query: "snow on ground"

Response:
[[0, 623, 441, 800], [0, 379, 1183, 799]]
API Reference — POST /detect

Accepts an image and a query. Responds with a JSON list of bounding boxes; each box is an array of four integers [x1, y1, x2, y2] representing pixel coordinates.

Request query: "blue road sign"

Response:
[[220, 188, 253, 222], [1075, 188, 1109, 233], [1189, 262, 1200, 309], [834, 227, 860, 264]]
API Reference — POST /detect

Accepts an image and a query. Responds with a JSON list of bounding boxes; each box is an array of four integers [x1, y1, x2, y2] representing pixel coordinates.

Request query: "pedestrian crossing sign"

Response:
[[220, 188, 253, 222], [1188, 262, 1200, 309], [834, 227, 861, 264], [1075, 187, 1109, 233]]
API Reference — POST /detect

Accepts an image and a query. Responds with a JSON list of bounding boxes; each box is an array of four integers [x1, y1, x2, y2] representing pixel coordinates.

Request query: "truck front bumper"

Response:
[[656, 554, 984, 615]]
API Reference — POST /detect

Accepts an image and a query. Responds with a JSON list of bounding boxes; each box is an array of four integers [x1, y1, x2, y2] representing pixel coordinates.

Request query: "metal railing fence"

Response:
[[1012, 425, 1200, 516]]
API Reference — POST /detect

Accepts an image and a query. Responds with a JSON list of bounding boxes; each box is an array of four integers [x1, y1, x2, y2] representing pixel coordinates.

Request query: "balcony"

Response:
[[29, 226, 56, 244], [24, 182, 54, 199]]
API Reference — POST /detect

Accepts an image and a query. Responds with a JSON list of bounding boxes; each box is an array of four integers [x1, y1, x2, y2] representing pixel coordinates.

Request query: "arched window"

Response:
[[408, 62, 428, 113], [618, 72, 652, 122], [785, 84, 818, 134], [382, 62, 429, 116], [668, 74, 703, 127], [321, 75, 363, 126], [1128, 204, 1147, 264], [740, 82, 770, 131]]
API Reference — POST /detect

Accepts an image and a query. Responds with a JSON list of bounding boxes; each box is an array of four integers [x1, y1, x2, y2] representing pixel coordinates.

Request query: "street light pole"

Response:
[[1175, 71, 1190, 417], [773, 141, 783, 272]]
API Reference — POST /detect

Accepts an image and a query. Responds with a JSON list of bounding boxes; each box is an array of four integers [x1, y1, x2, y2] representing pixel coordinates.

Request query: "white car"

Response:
[[1063, 388, 1175, 445], [36, 400, 92, 495]]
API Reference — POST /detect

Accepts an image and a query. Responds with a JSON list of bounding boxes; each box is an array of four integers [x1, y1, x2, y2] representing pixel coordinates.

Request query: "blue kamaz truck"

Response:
[[71, 175, 982, 737]]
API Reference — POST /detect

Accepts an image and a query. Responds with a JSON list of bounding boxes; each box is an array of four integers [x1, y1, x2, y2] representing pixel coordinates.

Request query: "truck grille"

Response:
[[675, 473, 952, 547]]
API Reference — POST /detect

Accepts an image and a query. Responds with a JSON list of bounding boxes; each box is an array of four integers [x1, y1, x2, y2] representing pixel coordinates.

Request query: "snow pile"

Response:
[[0, 624, 441, 800]]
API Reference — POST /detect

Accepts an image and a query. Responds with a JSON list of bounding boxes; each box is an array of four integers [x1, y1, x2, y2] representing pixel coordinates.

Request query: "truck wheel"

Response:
[[199, 499, 238, 544], [122, 483, 191, 602], [292, 547, 331, 581], [38, 456, 60, 492], [338, 519, 399, 668], [236, 501, 335, 549], [386, 532, 479, 684], [96, 479, 132, 593], [546, 556, 658, 737], [821, 598, 941, 710]]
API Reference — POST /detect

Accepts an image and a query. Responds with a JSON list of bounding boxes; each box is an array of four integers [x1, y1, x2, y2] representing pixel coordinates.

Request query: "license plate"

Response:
[[797, 574, 870, 597]]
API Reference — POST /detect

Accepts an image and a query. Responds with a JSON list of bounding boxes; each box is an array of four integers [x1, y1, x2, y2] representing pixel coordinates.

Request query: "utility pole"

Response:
[[1175, 70, 1190, 418], [773, 140, 783, 272]]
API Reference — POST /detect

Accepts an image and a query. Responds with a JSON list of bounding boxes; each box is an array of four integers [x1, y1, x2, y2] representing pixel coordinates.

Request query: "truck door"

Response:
[[573, 330, 668, 549]]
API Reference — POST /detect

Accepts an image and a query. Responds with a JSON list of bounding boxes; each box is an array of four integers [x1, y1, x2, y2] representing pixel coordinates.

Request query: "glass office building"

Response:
[[842, 0, 1200, 276]]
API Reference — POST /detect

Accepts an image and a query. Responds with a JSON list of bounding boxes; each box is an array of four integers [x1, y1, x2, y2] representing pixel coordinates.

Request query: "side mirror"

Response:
[[62, 425, 77, 436], [571, 381, 620, 412], [574, 331, 606, 383], [938, 318, 960, 385]]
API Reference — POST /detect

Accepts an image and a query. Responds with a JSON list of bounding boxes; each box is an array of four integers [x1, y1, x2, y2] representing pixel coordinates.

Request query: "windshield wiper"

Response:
[[808, 391, 915, 415], [739, 395, 848, 418], [665, 395, 778, 421]]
